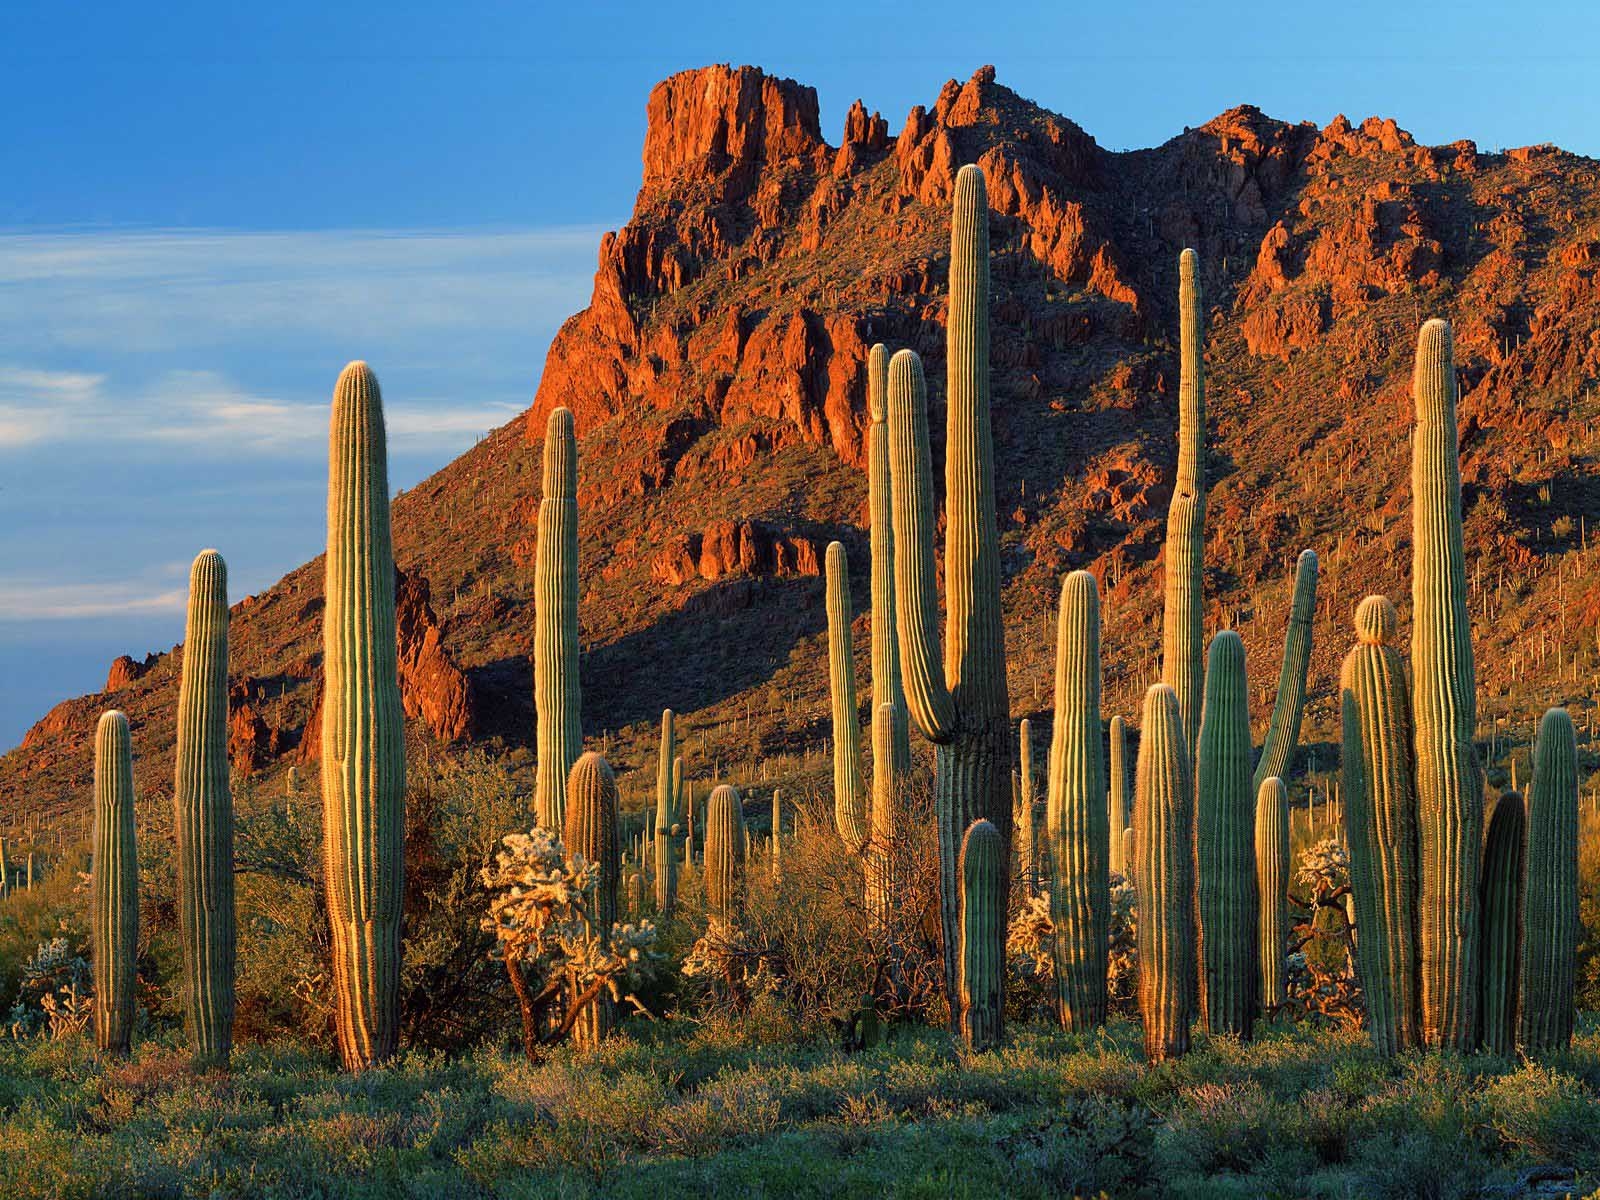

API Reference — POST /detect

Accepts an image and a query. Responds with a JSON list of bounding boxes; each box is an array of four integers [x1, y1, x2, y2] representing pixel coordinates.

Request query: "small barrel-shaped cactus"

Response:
[[566, 751, 621, 1048], [174, 548, 236, 1068], [704, 784, 746, 921], [654, 711, 678, 914], [1478, 790, 1524, 1055], [1254, 549, 1319, 791], [1254, 777, 1289, 1013], [534, 406, 583, 832], [1135, 683, 1196, 1061], [1108, 715, 1130, 878], [1195, 630, 1257, 1038], [322, 361, 405, 1071], [1520, 708, 1579, 1052], [867, 341, 912, 774], [1046, 570, 1108, 1031], [958, 818, 1004, 1051], [1161, 248, 1206, 757], [825, 541, 869, 851], [93, 711, 139, 1054]]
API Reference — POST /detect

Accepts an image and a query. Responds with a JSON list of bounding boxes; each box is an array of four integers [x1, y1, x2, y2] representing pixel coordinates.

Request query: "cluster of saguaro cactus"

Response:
[[957, 819, 1003, 1051], [1254, 777, 1289, 1012], [1046, 571, 1107, 1031], [92, 710, 139, 1055], [534, 407, 583, 832], [704, 784, 746, 922], [1520, 708, 1579, 1052], [566, 751, 621, 1047], [1134, 684, 1195, 1062], [1477, 790, 1524, 1056], [654, 711, 679, 914], [174, 548, 236, 1068], [322, 361, 406, 1071], [886, 164, 1011, 1043]]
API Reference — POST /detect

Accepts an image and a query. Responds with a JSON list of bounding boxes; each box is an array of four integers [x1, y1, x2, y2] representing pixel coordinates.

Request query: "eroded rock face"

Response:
[[652, 519, 822, 585], [104, 655, 154, 693]]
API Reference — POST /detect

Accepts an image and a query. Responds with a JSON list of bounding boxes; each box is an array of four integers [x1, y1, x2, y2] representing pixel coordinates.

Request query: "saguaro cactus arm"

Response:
[[1254, 549, 1319, 791]]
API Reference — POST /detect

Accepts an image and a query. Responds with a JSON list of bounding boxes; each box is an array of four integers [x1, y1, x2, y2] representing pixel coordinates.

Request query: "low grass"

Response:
[[4, 1015, 1600, 1199]]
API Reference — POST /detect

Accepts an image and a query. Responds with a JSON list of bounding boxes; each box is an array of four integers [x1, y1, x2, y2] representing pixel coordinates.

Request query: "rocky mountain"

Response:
[[7, 63, 1600, 831]]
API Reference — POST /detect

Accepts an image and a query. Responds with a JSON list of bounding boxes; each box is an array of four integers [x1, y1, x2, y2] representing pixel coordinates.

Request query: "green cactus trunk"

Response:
[[770, 786, 783, 885], [534, 406, 582, 832], [1046, 570, 1108, 1031], [1478, 790, 1524, 1056], [654, 711, 677, 915], [1161, 248, 1206, 758], [1410, 319, 1483, 1051], [1108, 715, 1130, 879], [174, 548, 236, 1068], [565, 751, 621, 1048], [825, 540, 869, 851], [958, 818, 1004, 1051], [1519, 707, 1579, 1052], [867, 704, 903, 930], [92, 710, 139, 1055], [1254, 777, 1289, 1014], [704, 784, 746, 922], [884, 166, 1010, 1031], [867, 341, 912, 774], [322, 360, 406, 1071], [1195, 630, 1257, 1039], [1016, 718, 1037, 894], [1254, 549, 1320, 791], [1135, 683, 1195, 1061], [1339, 595, 1420, 1054]]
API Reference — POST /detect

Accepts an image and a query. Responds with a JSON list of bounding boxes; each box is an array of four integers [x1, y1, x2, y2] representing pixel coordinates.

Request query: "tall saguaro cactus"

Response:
[[825, 541, 870, 851], [1478, 790, 1524, 1056], [1161, 248, 1206, 756], [1135, 684, 1195, 1062], [1410, 319, 1483, 1051], [92, 710, 139, 1055], [958, 819, 1004, 1051], [1194, 630, 1257, 1038], [174, 548, 236, 1067], [885, 164, 1011, 1027], [534, 406, 582, 832], [1254, 549, 1320, 791], [1254, 777, 1289, 1013], [1046, 570, 1108, 1030], [566, 751, 621, 1048], [654, 711, 678, 914], [322, 360, 406, 1071], [867, 342, 912, 774], [704, 784, 746, 922], [1108, 715, 1130, 878], [1016, 719, 1037, 891], [1520, 707, 1579, 1052]]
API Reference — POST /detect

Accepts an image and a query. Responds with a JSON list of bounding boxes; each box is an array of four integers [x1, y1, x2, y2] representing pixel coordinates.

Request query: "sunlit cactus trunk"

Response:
[[1015, 719, 1037, 893], [322, 361, 406, 1071], [1046, 571, 1108, 1030], [1161, 248, 1206, 758], [174, 548, 236, 1068], [565, 751, 621, 1048], [1107, 715, 1130, 879], [1519, 707, 1579, 1052], [770, 786, 783, 885], [884, 164, 1010, 1037], [825, 541, 869, 851], [1477, 790, 1523, 1056], [1254, 777, 1289, 1013], [867, 703, 903, 930], [1194, 630, 1257, 1038], [1135, 684, 1194, 1061], [1254, 549, 1319, 791], [867, 342, 912, 774], [957, 819, 1004, 1051], [654, 711, 678, 914], [704, 784, 746, 922], [1409, 319, 1483, 1051], [534, 407, 582, 831], [92, 710, 139, 1055]]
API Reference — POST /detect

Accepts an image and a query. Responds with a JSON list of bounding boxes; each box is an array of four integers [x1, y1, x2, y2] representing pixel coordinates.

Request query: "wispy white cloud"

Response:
[[0, 572, 191, 620]]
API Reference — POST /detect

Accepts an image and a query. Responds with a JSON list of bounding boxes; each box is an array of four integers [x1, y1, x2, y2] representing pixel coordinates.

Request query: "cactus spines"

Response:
[[174, 548, 236, 1068], [654, 711, 677, 914], [1340, 594, 1420, 1054], [534, 405, 582, 832], [322, 360, 406, 1071], [704, 784, 746, 921], [565, 751, 621, 1047], [825, 541, 869, 851], [867, 341, 912, 774], [1477, 789, 1524, 1055], [1254, 549, 1320, 791], [1162, 248, 1206, 756], [1254, 777, 1289, 1014], [1046, 570, 1108, 1030], [867, 703, 902, 926], [1520, 707, 1579, 1052], [1135, 684, 1195, 1062], [1194, 630, 1257, 1038], [1016, 718, 1037, 891], [1108, 715, 1130, 878], [92, 710, 138, 1055], [957, 818, 1004, 1051], [885, 165, 1010, 1026], [1410, 318, 1483, 1051]]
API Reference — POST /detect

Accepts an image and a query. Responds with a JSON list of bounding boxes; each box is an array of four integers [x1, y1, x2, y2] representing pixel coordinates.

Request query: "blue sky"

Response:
[[3, 0, 1598, 748]]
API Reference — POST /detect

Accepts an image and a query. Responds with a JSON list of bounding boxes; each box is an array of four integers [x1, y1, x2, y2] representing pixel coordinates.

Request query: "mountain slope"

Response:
[[7, 63, 1600, 830]]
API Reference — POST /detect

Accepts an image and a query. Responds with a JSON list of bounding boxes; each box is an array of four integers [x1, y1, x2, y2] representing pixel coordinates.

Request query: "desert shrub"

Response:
[[1480, 1063, 1600, 1167]]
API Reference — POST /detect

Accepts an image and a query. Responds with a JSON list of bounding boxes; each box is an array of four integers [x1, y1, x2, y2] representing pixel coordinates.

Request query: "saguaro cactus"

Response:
[[1108, 715, 1130, 878], [1194, 630, 1257, 1038], [1478, 790, 1524, 1056], [1410, 319, 1483, 1051], [1046, 570, 1108, 1031], [1016, 719, 1037, 892], [770, 786, 784, 885], [704, 784, 746, 922], [958, 819, 1004, 1051], [322, 360, 406, 1071], [867, 341, 912, 774], [885, 165, 1011, 1028], [534, 406, 582, 831], [654, 711, 678, 914], [1520, 707, 1579, 1052], [1254, 777, 1289, 1013], [1162, 248, 1206, 756], [825, 541, 870, 851], [174, 548, 236, 1067], [1339, 594, 1419, 1054], [565, 751, 621, 1048], [1253, 550, 1320, 791], [92, 710, 138, 1055], [868, 704, 903, 927], [1135, 684, 1195, 1062]]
